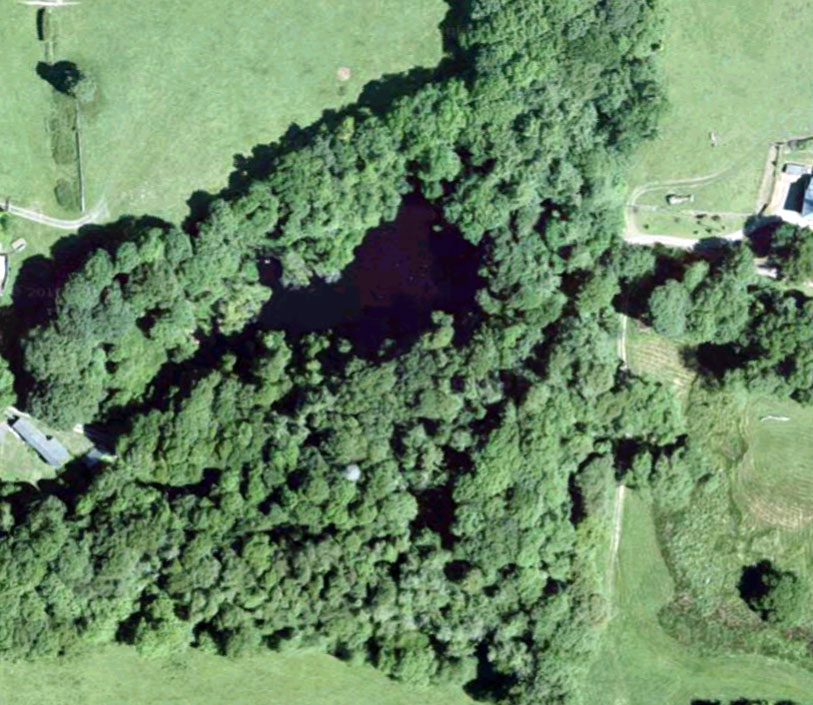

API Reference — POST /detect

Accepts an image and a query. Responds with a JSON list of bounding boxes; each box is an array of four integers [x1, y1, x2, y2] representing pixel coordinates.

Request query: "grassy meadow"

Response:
[[632, 209, 744, 239], [0, 645, 474, 705], [625, 322, 695, 397], [629, 0, 813, 226], [56, 0, 446, 222], [584, 492, 813, 705], [0, 4, 59, 213], [737, 397, 813, 529]]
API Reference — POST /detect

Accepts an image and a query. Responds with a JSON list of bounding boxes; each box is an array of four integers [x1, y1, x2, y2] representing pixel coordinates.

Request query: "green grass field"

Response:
[[737, 397, 813, 529], [0, 645, 474, 705], [633, 209, 744, 239], [584, 492, 813, 705], [54, 0, 446, 223], [0, 5, 60, 213], [629, 0, 813, 225], [0, 0, 445, 295]]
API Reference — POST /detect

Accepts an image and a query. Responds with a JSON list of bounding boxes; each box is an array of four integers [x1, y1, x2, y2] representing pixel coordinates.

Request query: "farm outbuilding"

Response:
[[784, 162, 812, 176], [11, 417, 70, 468]]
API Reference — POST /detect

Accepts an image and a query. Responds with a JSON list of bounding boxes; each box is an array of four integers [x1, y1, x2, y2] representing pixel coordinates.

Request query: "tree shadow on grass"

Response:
[[36, 60, 81, 95]]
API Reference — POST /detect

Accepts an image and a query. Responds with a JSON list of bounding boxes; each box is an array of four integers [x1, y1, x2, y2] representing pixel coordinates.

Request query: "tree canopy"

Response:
[[3, 2, 676, 704]]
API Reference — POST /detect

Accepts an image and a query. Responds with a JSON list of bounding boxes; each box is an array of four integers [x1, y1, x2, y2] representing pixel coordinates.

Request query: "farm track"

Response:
[[4, 199, 107, 230], [607, 484, 626, 606]]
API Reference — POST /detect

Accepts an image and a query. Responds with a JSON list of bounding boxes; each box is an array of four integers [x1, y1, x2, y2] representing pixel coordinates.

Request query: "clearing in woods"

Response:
[[736, 396, 813, 530], [624, 322, 695, 397], [0, 645, 474, 705], [627, 0, 813, 234], [583, 492, 813, 705], [0, 412, 91, 484]]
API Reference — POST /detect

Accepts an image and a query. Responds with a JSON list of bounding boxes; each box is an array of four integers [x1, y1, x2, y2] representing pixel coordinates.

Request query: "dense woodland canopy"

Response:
[[0, 1, 691, 704], [634, 239, 813, 404]]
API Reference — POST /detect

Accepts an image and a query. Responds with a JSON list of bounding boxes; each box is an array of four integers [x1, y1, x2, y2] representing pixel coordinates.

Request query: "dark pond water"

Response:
[[258, 193, 481, 353]]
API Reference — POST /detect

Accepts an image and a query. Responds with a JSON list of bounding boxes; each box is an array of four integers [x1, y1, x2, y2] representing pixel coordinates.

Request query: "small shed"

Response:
[[11, 417, 70, 468], [666, 193, 694, 206]]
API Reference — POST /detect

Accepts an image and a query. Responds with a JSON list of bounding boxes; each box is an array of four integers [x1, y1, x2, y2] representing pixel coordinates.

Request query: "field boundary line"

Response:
[[75, 101, 86, 213]]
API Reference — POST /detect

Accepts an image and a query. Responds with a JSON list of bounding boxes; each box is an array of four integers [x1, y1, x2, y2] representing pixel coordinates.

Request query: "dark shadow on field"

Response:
[[36, 8, 46, 42], [36, 60, 81, 95], [356, 66, 437, 113], [784, 175, 810, 213]]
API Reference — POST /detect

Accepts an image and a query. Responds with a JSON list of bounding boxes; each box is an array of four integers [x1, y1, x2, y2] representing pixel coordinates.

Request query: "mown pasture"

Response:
[[737, 397, 813, 530], [629, 0, 813, 228], [0, 4, 59, 213], [56, 0, 446, 222], [583, 492, 813, 705], [0, 0, 446, 296], [0, 645, 474, 705]]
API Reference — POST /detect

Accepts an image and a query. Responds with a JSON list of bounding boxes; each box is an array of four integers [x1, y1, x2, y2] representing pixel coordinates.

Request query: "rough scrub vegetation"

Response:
[[2, 2, 670, 704]]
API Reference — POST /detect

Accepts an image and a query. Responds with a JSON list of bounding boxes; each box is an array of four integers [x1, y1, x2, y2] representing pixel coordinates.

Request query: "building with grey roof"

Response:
[[784, 162, 812, 176], [11, 417, 70, 468]]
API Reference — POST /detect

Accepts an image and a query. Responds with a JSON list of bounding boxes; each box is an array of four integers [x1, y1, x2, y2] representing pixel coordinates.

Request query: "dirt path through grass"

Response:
[[5, 198, 106, 230], [607, 484, 626, 605]]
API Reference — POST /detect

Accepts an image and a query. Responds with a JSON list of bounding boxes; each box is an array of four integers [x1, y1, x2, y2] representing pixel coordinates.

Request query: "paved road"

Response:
[[4, 199, 107, 231]]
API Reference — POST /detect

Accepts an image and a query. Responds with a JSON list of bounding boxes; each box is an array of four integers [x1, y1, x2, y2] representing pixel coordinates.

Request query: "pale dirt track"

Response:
[[4, 199, 107, 231], [607, 484, 626, 604]]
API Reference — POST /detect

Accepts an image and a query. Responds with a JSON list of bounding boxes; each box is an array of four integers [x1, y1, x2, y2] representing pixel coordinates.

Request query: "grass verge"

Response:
[[0, 645, 474, 705]]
